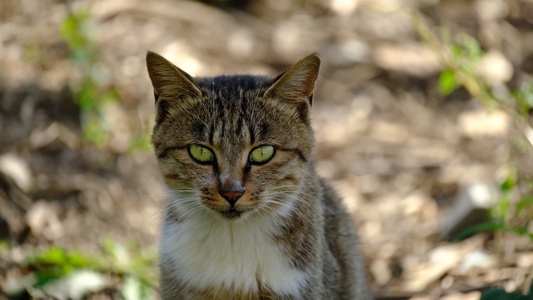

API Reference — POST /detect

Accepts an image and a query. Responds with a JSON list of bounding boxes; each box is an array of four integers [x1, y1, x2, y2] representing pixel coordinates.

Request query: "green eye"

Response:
[[189, 145, 215, 164], [250, 145, 275, 164]]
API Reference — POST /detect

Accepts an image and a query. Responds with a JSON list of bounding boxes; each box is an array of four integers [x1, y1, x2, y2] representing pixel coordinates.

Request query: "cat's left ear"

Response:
[[264, 54, 320, 107], [146, 51, 202, 103]]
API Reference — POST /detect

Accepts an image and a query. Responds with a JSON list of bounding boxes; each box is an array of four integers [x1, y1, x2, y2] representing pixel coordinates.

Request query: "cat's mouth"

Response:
[[220, 208, 241, 219]]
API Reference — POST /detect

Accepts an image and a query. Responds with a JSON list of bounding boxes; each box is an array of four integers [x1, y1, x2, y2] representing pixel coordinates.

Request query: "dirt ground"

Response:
[[1, 0, 533, 299]]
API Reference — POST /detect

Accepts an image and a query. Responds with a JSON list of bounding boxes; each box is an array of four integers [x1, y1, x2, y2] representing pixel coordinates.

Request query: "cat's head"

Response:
[[146, 52, 319, 221]]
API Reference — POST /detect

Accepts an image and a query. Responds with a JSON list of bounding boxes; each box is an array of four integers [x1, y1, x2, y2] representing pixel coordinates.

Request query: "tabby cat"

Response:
[[146, 51, 371, 300]]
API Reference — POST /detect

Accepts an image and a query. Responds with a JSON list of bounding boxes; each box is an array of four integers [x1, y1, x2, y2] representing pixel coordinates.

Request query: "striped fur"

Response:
[[146, 51, 371, 300]]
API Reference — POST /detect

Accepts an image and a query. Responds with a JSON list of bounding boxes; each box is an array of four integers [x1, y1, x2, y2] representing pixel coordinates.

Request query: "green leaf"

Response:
[[519, 81, 533, 107], [67, 250, 91, 268], [481, 289, 526, 300], [438, 69, 461, 95], [34, 270, 65, 288], [458, 33, 483, 62], [60, 10, 91, 51], [451, 45, 462, 58], [0, 240, 9, 256], [102, 89, 120, 104], [29, 246, 68, 265], [101, 237, 117, 256], [511, 85, 533, 116], [82, 118, 108, 146], [500, 172, 516, 192], [453, 220, 506, 240], [481, 278, 533, 299], [494, 196, 510, 219], [21, 243, 159, 298], [516, 196, 533, 213]]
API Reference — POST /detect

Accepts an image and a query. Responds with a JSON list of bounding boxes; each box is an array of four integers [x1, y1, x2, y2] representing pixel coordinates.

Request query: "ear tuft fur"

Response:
[[264, 54, 320, 104], [146, 51, 202, 103]]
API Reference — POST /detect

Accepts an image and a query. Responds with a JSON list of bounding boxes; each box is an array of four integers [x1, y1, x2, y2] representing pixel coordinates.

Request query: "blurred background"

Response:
[[1, 0, 533, 299]]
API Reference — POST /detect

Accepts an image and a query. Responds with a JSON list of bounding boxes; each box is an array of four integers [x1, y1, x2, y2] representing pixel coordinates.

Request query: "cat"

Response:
[[146, 51, 371, 300]]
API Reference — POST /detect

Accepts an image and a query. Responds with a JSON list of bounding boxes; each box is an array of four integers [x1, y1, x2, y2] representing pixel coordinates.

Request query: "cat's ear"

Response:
[[264, 54, 320, 106], [146, 51, 202, 103]]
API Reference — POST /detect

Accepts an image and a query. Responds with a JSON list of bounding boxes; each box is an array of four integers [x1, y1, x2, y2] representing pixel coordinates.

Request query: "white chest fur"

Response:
[[160, 213, 308, 296]]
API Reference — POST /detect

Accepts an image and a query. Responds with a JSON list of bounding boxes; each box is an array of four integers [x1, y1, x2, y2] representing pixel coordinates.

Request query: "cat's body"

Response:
[[146, 52, 371, 300]]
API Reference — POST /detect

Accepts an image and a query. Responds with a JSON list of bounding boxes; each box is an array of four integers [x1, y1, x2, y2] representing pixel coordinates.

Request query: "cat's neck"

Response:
[[160, 198, 310, 297]]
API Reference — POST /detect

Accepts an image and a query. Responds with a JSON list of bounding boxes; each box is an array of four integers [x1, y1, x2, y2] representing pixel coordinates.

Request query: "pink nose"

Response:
[[220, 191, 244, 206]]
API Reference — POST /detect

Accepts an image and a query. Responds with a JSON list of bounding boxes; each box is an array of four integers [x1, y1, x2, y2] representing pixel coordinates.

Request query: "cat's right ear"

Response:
[[264, 54, 320, 121], [264, 54, 320, 102], [146, 51, 202, 103]]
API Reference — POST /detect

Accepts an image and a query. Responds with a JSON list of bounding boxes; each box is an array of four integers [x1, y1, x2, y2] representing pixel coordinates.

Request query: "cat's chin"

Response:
[[220, 208, 242, 220]]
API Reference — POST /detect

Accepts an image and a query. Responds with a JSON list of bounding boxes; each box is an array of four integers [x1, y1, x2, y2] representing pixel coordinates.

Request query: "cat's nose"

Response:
[[220, 190, 244, 207]]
